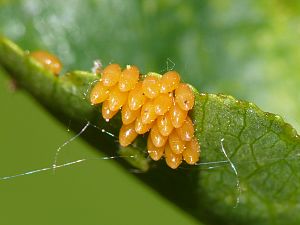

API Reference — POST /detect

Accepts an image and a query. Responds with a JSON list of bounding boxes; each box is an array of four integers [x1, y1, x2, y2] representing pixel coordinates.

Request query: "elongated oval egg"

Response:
[[102, 64, 121, 87], [165, 143, 182, 169], [156, 113, 173, 136], [169, 103, 188, 128], [119, 65, 139, 92], [142, 76, 160, 98], [153, 93, 173, 115], [121, 103, 140, 125], [160, 71, 180, 93], [108, 85, 128, 111], [150, 124, 168, 147], [128, 82, 146, 111], [90, 81, 110, 105], [176, 116, 194, 141], [168, 130, 186, 154], [119, 122, 138, 147], [135, 116, 153, 134], [183, 137, 200, 165], [30, 51, 62, 75], [102, 100, 118, 121], [141, 101, 157, 124], [147, 135, 164, 161], [175, 83, 195, 111]]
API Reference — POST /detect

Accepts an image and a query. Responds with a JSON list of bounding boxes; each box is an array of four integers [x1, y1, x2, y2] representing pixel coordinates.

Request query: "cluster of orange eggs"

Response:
[[28, 51, 199, 169], [90, 64, 200, 169]]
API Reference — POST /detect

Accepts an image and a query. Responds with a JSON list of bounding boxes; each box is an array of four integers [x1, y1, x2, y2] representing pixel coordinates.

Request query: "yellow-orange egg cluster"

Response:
[[90, 64, 200, 169]]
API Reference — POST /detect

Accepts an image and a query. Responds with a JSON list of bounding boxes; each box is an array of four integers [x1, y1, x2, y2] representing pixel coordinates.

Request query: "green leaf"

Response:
[[1, 35, 300, 225]]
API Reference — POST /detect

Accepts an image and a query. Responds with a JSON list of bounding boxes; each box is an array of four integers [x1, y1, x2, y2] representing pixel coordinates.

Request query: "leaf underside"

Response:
[[1, 37, 300, 225]]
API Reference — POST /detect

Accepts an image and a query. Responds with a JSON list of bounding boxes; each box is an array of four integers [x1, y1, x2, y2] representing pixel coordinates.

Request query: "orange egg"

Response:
[[119, 122, 138, 147], [165, 143, 182, 169], [141, 101, 157, 124], [156, 113, 174, 136], [119, 65, 139, 92], [142, 76, 160, 98], [108, 85, 128, 111], [90, 81, 110, 105], [153, 93, 173, 115], [169, 103, 188, 128], [175, 83, 195, 111], [183, 137, 200, 165], [135, 116, 153, 134], [102, 100, 118, 121], [150, 124, 168, 147], [176, 116, 194, 141], [168, 130, 186, 154], [160, 71, 180, 93], [30, 51, 62, 75], [102, 64, 121, 87], [121, 103, 140, 125], [128, 82, 146, 111], [147, 135, 164, 161]]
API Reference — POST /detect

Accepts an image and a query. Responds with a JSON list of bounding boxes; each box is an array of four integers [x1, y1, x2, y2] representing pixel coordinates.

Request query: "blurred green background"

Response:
[[1, 0, 300, 224]]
